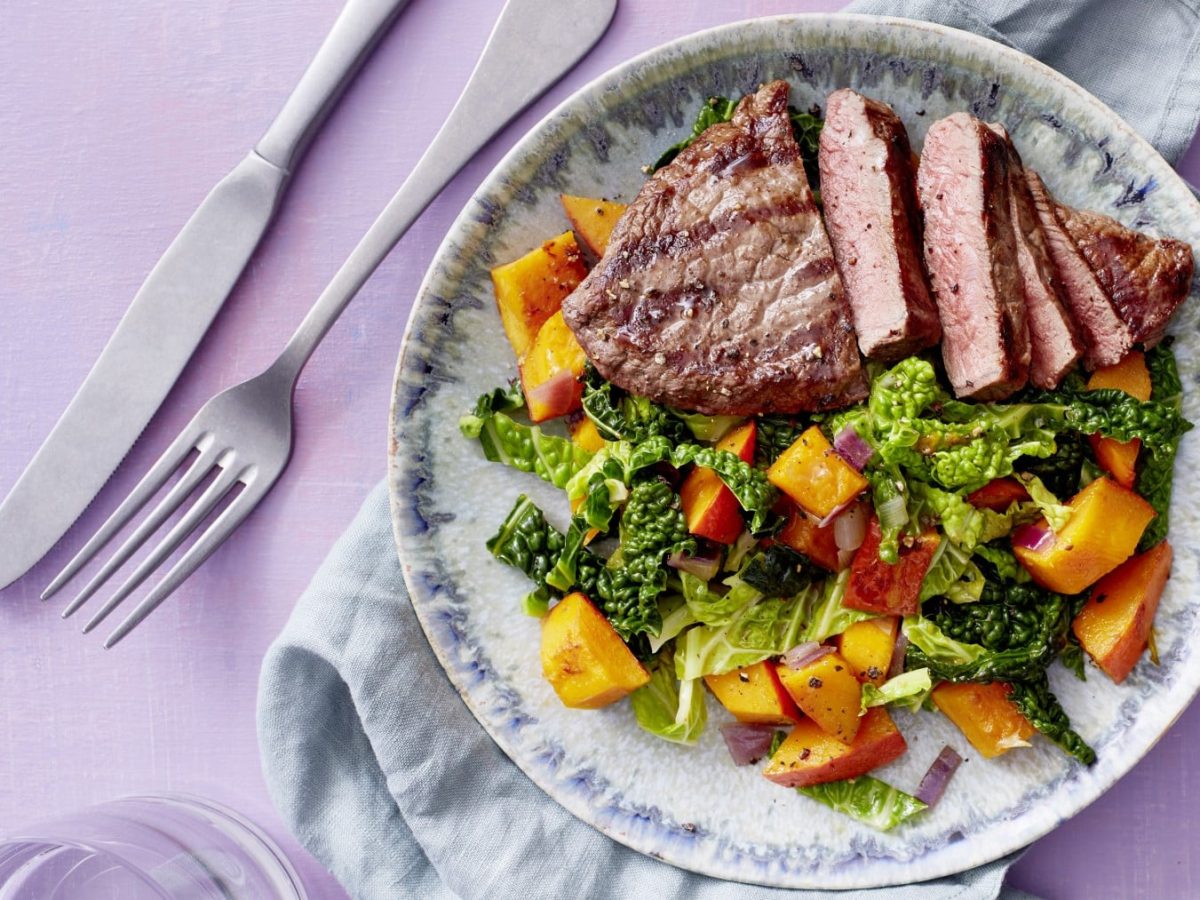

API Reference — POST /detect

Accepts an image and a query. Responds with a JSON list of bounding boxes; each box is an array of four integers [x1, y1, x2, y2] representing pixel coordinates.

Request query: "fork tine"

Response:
[[103, 477, 267, 649], [60, 442, 222, 619], [81, 460, 244, 634], [42, 428, 213, 601]]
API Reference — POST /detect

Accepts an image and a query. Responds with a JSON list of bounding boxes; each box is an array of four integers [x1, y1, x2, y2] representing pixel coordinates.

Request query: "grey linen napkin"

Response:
[[258, 3, 1200, 898]]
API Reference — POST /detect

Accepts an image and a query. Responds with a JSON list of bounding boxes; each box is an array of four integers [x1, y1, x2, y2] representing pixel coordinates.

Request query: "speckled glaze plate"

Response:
[[388, 15, 1200, 889]]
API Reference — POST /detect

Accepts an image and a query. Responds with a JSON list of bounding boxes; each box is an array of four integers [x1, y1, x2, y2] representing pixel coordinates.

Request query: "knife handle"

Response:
[[255, 0, 413, 173]]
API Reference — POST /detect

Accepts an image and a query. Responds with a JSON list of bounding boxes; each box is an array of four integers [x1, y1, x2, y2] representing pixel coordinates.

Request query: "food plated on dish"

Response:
[[461, 78, 1194, 830], [391, 15, 1200, 888]]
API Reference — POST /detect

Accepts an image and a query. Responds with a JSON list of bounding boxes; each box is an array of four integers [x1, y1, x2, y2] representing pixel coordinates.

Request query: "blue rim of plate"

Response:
[[388, 13, 1200, 889]]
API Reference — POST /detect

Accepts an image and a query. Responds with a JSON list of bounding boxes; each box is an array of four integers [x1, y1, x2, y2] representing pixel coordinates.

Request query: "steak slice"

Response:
[[819, 89, 941, 360], [560, 80, 866, 415], [1057, 204, 1193, 351], [1025, 172, 1132, 368], [988, 125, 1083, 389], [917, 113, 1030, 400]]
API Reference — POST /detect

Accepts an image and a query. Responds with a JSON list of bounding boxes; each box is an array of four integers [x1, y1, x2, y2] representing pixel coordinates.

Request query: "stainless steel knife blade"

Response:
[[0, 153, 286, 590], [0, 0, 414, 589]]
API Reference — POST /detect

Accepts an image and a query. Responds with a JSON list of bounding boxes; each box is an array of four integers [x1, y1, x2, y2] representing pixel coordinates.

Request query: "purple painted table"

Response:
[[1, 2, 1197, 897]]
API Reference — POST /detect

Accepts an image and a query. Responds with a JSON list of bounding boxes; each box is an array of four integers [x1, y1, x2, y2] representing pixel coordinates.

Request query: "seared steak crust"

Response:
[[560, 80, 866, 415], [917, 113, 1030, 400], [819, 89, 940, 360], [1057, 204, 1194, 351], [988, 125, 1083, 389]]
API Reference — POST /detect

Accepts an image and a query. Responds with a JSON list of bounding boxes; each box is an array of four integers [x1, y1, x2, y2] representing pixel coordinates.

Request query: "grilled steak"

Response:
[[819, 89, 941, 360], [917, 113, 1030, 400], [988, 125, 1083, 388], [1057, 203, 1193, 351], [560, 80, 866, 415], [1024, 171, 1131, 368]]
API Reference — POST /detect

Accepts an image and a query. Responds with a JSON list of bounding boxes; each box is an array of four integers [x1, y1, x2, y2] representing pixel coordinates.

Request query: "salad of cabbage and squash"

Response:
[[457, 101, 1192, 831]]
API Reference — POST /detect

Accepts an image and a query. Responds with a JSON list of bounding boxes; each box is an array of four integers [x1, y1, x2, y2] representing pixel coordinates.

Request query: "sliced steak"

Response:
[[1025, 172, 1133, 368], [988, 125, 1084, 388], [560, 80, 866, 415], [819, 89, 941, 360], [916, 113, 1030, 400], [1056, 204, 1193, 351]]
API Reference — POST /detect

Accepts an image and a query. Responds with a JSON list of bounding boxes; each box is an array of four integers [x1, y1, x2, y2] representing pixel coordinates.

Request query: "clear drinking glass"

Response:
[[0, 794, 308, 899]]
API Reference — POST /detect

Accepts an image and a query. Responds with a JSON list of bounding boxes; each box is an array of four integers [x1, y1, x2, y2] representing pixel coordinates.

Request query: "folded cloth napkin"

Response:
[[258, 3, 1200, 898]]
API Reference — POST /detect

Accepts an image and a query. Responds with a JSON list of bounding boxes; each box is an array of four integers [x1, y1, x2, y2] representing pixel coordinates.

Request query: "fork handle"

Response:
[[269, 0, 616, 387], [255, 0, 414, 174]]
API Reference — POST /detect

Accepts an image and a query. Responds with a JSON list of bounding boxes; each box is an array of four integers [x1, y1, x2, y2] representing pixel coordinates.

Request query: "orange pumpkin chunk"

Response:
[[1073, 542, 1172, 683]]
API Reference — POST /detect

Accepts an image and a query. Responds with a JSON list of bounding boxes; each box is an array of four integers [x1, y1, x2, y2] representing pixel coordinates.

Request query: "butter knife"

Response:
[[0, 0, 413, 589]]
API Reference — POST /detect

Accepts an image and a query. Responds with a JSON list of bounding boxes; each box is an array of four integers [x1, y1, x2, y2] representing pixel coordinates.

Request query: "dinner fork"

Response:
[[41, 0, 618, 647]]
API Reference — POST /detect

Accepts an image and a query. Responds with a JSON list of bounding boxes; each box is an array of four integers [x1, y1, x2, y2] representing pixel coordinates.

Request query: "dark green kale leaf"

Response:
[[738, 545, 820, 597], [580, 365, 690, 444], [1009, 673, 1096, 765], [585, 480, 695, 640], [755, 415, 806, 469], [908, 581, 1073, 682], [470, 381, 525, 418], [487, 495, 567, 610], [789, 106, 824, 187], [1015, 430, 1087, 498], [489, 485, 693, 642], [1137, 343, 1189, 550]]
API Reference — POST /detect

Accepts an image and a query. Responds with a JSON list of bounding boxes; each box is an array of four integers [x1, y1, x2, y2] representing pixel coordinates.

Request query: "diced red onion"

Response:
[[887, 632, 909, 680], [782, 642, 835, 670], [720, 722, 778, 766], [667, 549, 722, 582], [1012, 523, 1054, 553], [833, 426, 874, 470], [914, 745, 963, 807], [834, 503, 868, 554], [525, 370, 577, 415], [836, 547, 856, 571]]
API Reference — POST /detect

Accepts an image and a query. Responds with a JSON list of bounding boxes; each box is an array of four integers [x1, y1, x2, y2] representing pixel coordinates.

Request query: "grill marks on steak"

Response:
[[1057, 204, 1193, 351], [988, 125, 1083, 389], [819, 89, 941, 360], [917, 113, 1030, 400], [561, 80, 866, 415]]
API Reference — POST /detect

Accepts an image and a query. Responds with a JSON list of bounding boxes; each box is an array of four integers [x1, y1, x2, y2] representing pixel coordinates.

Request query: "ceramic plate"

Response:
[[388, 14, 1200, 889]]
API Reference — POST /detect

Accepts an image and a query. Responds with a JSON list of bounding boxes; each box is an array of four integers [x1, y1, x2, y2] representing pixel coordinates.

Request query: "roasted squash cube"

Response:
[[1013, 477, 1156, 594], [1086, 350, 1152, 399], [492, 231, 588, 359], [680, 422, 756, 545], [519, 310, 587, 422], [704, 661, 801, 726], [967, 477, 1030, 512], [776, 652, 862, 743], [560, 194, 628, 256], [1073, 542, 1173, 683], [843, 519, 939, 616], [763, 708, 907, 788], [777, 503, 841, 571], [540, 593, 649, 708], [569, 415, 606, 453], [1087, 351, 1151, 488], [932, 682, 1034, 758], [837, 617, 899, 685], [767, 426, 868, 520]]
